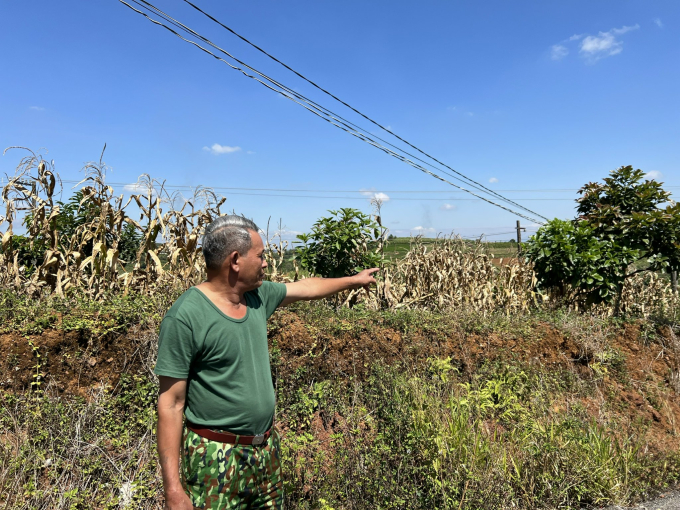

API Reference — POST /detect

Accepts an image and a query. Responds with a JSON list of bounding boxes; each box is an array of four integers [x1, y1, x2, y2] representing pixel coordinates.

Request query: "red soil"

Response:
[[1, 311, 678, 453]]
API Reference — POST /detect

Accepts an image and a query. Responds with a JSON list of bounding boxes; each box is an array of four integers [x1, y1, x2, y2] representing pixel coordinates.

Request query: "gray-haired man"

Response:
[[155, 215, 378, 509]]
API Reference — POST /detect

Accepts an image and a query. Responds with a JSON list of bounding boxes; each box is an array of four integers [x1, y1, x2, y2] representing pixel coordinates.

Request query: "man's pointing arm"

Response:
[[281, 268, 379, 307]]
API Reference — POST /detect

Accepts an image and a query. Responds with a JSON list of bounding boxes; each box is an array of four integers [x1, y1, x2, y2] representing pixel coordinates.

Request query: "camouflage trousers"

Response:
[[182, 426, 283, 509]]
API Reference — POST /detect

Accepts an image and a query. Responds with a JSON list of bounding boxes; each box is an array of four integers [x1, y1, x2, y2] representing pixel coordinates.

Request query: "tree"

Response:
[[295, 208, 382, 278], [524, 166, 680, 306]]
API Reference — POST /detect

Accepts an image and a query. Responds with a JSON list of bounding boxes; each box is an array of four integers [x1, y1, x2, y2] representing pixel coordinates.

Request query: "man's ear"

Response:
[[225, 250, 240, 273]]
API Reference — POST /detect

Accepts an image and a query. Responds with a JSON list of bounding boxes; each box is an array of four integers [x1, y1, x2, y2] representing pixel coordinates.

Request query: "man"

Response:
[[155, 215, 378, 509]]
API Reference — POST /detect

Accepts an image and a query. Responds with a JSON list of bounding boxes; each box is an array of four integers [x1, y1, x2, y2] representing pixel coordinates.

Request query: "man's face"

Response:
[[239, 230, 268, 290]]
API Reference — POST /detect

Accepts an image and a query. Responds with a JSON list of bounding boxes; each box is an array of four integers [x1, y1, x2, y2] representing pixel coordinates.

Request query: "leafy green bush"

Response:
[[295, 208, 381, 278], [523, 218, 639, 302], [525, 166, 680, 306]]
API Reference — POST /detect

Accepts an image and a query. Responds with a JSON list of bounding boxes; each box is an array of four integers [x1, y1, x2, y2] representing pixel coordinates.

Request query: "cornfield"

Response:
[[0, 147, 676, 317], [371, 235, 539, 313], [0, 147, 224, 298]]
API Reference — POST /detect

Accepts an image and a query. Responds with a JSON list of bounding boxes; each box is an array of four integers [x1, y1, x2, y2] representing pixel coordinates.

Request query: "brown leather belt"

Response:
[[186, 421, 272, 446]]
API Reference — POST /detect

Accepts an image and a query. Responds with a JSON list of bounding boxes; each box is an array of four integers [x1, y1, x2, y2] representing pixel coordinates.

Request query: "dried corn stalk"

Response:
[[0, 148, 226, 297], [360, 235, 539, 313], [1, 147, 676, 316]]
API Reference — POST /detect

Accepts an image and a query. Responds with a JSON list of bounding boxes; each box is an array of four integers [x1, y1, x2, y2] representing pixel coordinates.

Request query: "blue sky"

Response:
[[1, 0, 678, 240]]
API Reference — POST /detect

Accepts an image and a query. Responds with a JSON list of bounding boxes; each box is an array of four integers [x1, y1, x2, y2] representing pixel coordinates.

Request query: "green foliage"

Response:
[[295, 208, 381, 278], [278, 360, 680, 510], [1, 234, 45, 275], [525, 166, 680, 305], [577, 166, 680, 274], [524, 219, 639, 302], [118, 221, 143, 264], [1, 300, 680, 509], [0, 287, 176, 336]]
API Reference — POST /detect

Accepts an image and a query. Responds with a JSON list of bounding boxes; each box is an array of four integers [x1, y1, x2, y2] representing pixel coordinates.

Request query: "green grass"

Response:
[[1, 289, 679, 509], [380, 237, 519, 262], [3, 333, 678, 509]]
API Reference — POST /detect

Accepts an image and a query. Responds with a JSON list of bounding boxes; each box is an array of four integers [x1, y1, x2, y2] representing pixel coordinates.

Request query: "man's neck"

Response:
[[199, 272, 246, 307]]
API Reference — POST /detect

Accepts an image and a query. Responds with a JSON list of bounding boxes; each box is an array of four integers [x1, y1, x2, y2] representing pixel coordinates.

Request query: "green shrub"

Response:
[[525, 165, 680, 307], [295, 208, 381, 278]]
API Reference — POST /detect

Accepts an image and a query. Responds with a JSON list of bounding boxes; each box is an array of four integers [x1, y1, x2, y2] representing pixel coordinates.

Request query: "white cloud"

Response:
[[611, 25, 640, 35], [654, 18, 663, 28], [440, 203, 456, 211], [203, 143, 241, 155], [268, 228, 303, 241], [489, 177, 499, 183], [29, 106, 45, 111], [579, 24, 639, 61], [551, 44, 569, 60], [551, 25, 638, 63], [246, 151, 256, 155], [412, 226, 435, 232], [123, 182, 156, 194], [644, 170, 663, 180], [447, 106, 457, 112], [359, 189, 390, 202]]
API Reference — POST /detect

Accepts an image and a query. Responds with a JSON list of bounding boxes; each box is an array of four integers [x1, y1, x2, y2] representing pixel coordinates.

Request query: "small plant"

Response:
[[26, 336, 45, 392], [295, 208, 382, 278]]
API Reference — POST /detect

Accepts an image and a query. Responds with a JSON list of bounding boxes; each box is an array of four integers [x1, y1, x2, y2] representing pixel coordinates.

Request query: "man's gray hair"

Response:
[[202, 215, 260, 270]]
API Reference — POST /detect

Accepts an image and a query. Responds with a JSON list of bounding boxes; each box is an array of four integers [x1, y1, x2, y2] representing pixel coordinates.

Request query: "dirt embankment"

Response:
[[1, 311, 679, 452], [0, 327, 153, 396]]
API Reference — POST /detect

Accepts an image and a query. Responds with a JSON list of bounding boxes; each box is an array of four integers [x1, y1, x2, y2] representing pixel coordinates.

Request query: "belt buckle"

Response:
[[252, 434, 264, 446]]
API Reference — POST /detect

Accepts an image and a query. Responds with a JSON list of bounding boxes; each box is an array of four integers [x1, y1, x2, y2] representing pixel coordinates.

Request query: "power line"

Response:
[[126, 0, 550, 222], [482, 231, 524, 237], [55, 180, 576, 192], [177, 0, 550, 221], [117, 0, 549, 224], [54, 179, 680, 193], [123, 0, 680, 218], [131, 0, 547, 222], [54, 180, 576, 201], [183, 191, 574, 201]]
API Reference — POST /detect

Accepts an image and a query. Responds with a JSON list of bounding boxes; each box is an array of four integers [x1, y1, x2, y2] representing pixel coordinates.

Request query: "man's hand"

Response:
[[348, 268, 380, 290], [282, 268, 381, 306], [164, 489, 194, 510]]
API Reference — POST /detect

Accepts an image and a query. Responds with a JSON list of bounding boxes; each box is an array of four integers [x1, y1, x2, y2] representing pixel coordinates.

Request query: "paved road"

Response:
[[604, 488, 680, 510]]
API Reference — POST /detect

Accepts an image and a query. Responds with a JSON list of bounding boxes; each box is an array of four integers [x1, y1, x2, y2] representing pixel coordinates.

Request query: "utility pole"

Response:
[[516, 220, 526, 256], [672, 269, 678, 295]]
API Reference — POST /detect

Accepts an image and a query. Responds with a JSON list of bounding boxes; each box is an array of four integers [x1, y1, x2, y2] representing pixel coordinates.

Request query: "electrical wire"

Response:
[[177, 0, 549, 220], [127, 0, 550, 222], [116, 0, 549, 224], [54, 179, 576, 201], [482, 231, 524, 237], [176, 191, 574, 201], [131, 0, 547, 220], [51, 180, 680, 193], [50, 180, 602, 193]]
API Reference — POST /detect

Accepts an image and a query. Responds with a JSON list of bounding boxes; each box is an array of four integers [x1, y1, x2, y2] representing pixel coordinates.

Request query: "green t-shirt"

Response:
[[154, 281, 287, 435]]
